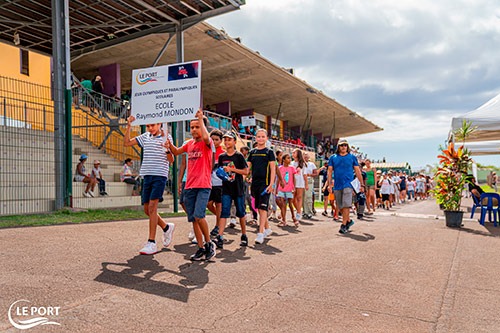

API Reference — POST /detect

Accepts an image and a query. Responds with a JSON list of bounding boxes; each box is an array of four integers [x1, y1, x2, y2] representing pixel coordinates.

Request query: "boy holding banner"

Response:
[[124, 115, 175, 255], [165, 109, 217, 261]]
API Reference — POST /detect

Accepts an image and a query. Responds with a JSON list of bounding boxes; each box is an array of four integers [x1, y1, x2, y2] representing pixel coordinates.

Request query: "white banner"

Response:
[[241, 115, 256, 127], [130, 60, 201, 125]]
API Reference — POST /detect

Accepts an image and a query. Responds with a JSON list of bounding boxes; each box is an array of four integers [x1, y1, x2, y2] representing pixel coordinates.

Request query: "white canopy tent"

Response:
[[451, 92, 500, 143], [463, 140, 500, 156]]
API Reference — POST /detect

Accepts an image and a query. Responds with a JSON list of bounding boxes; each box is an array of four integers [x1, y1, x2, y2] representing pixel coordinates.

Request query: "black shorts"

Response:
[[251, 183, 270, 211], [209, 186, 223, 203]]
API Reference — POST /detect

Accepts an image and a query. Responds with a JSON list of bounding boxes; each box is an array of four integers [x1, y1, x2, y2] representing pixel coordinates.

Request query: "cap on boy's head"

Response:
[[94, 160, 100, 164], [338, 138, 349, 146], [80, 154, 88, 160], [223, 131, 237, 140]]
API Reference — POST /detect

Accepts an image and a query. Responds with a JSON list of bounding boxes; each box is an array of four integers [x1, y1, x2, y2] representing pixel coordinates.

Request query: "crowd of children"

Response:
[[125, 111, 432, 261]]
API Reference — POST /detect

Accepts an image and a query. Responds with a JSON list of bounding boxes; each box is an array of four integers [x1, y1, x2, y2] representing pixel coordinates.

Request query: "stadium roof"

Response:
[[0, 1, 382, 139], [0, 0, 244, 56]]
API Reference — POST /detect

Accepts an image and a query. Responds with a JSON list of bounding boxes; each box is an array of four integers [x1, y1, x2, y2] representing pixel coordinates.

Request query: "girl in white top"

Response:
[[291, 148, 307, 221], [379, 173, 392, 210]]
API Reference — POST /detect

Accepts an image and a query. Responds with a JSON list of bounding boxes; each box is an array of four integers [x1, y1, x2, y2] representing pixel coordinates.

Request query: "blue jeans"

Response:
[[221, 194, 246, 218], [184, 188, 211, 222]]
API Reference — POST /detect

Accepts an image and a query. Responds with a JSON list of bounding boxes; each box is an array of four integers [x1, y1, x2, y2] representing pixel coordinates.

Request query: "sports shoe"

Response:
[[229, 218, 237, 228], [83, 191, 91, 198], [264, 228, 273, 237], [322, 211, 328, 217], [210, 226, 219, 237], [357, 214, 364, 220], [191, 237, 198, 244], [346, 219, 355, 231], [240, 234, 248, 246], [139, 242, 158, 255], [162, 223, 175, 247], [188, 231, 195, 240], [205, 241, 216, 261], [295, 213, 302, 221], [89, 191, 95, 197], [215, 235, 224, 249], [338, 225, 348, 234], [255, 233, 265, 244], [190, 247, 206, 261]]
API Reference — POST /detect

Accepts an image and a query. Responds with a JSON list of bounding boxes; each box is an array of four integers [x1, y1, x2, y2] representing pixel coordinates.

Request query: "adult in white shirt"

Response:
[[302, 152, 318, 219]]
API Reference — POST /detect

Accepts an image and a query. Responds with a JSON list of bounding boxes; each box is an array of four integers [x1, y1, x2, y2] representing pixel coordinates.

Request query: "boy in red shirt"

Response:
[[166, 109, 216, 261]]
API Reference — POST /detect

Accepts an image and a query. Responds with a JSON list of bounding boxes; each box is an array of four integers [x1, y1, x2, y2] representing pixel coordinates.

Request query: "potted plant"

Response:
[[433, 121, 475, 227]]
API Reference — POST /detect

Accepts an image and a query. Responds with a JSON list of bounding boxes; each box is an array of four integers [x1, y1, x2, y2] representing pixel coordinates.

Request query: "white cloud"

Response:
[[208, 0, 500, 166]]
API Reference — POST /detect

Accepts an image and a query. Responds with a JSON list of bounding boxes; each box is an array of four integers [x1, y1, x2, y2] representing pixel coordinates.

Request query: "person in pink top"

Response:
[[276, 153, 298, 227], [165, 109, 216, 261]]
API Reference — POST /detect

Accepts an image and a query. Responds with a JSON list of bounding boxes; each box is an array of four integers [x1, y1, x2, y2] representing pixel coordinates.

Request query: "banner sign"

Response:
[[241, 115, 256, 127], [131, 60, 201, 125]]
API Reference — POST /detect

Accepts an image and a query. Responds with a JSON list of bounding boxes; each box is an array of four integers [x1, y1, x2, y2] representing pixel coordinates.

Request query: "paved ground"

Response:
[[1, 198, 500, 332]]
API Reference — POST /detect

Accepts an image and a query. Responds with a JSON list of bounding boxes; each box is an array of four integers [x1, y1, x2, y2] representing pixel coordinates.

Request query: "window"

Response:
[[20, 49, 29, 76]]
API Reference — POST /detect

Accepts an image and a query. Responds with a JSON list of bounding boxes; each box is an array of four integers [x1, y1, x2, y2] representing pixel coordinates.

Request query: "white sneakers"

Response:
[[229, 218, 237, 228], [83, 192, 91, 198], [139, 242, 158, 255], [163, 223, 175, 247], [255, 233, 265, 244], [264, 228, 273, 237]]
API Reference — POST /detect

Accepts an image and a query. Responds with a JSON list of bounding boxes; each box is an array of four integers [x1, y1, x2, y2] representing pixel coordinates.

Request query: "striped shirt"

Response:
[[135, 132, 172, 178]]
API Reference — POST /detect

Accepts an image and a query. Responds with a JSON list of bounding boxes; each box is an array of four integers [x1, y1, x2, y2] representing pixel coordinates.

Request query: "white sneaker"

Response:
[[88, 191, 95, 197], [83, 192, 91, 198], [255, 233, 265, 244], [163, 223, 175, 247], [191, 236, 198, 244], [139, 242, 158, 255], [229, 218, 237, 228], [264, 228, 273, 237], [188, 231, 195, 240]]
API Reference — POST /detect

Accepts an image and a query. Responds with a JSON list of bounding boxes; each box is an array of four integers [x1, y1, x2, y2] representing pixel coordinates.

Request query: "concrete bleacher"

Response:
[[0, 127, 172, 216]]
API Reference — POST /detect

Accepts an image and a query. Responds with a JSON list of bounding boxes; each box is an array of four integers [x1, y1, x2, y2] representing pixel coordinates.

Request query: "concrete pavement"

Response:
[[1, 198, 500, 332]]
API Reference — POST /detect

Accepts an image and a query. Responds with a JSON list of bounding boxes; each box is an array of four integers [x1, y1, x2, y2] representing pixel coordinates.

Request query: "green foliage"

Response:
[[433, 121, 474, 211]]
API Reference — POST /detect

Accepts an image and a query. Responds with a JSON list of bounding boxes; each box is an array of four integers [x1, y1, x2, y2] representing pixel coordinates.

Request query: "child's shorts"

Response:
[[277, 191, 293, 200]]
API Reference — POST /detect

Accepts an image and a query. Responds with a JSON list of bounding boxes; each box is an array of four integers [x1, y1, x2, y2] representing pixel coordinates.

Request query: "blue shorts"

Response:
[[221, 194, 246, 218], [184, 188, 211, 222], [179, 182, 186, 205], [277, 191, 293, 200], [141, 175, 167, 205]]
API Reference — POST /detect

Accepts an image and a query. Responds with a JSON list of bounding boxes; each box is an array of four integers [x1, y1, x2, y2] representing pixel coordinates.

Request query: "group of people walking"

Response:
[[123, 110, 369, 261]]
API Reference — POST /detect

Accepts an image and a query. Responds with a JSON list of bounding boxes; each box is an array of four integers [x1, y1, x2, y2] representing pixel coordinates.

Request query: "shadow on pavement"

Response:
[[459, 225, 500, 238], [341, 232, 376, 242], [95, 254, 209, 303]]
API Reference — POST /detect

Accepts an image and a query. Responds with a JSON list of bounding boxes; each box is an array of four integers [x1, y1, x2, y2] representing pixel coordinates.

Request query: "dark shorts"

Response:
[[184, 188, 211, 222], [382, 193, 390, 201], [323, 189, 329, 197], [141, 175, 167, 205], [179, 181, 186, 205], [251, 183, 270, 211], [221, 194, 246, 218], [209, 186, 223, 203]]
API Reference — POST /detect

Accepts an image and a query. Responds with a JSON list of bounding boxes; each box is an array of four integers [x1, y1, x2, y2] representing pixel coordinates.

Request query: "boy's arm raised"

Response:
[[196, 109, 210, 145], [124, 116, 138, 147]]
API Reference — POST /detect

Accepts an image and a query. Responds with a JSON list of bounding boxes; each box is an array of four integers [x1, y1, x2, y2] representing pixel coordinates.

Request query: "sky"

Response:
[[208, 0, 500, 170]]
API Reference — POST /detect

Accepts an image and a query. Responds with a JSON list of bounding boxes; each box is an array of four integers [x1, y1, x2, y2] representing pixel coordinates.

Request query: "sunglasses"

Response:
[[339, 144, 348, 147]]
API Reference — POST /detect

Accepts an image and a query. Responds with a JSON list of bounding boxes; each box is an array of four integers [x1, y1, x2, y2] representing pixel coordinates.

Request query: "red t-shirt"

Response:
[[182, 138, 214, 189]]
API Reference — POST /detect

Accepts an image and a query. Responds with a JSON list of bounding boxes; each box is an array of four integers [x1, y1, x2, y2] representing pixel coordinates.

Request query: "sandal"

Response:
[[293, 220, 300, 228], [278, 221, 287, 227]]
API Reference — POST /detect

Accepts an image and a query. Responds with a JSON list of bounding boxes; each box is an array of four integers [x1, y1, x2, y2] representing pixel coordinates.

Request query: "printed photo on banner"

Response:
[[131, 60, 201, 125]]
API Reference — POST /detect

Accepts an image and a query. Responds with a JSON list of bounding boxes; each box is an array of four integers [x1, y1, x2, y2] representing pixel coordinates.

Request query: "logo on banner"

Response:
[[168, 62, 199, 81], [8, 300, 61, 330], [135, 70, 160, 85]]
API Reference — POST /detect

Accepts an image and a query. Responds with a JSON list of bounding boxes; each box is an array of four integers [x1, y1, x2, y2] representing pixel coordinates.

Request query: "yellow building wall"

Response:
[[0, 42, 51, 86]]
